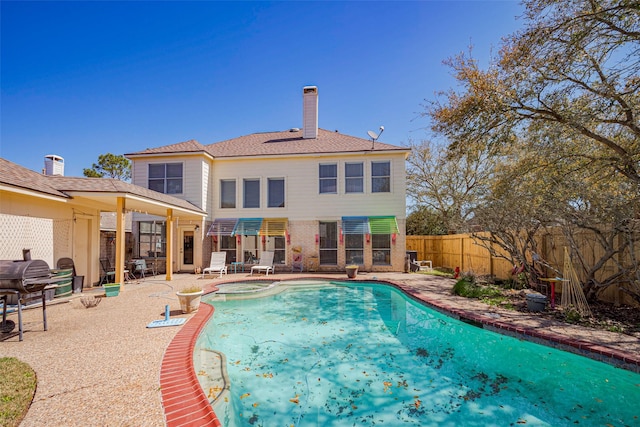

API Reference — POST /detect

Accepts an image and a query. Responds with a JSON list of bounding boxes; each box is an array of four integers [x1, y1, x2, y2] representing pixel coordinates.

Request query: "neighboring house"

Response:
[[125, 86, 410, 272], [0, 157, 206, 285]]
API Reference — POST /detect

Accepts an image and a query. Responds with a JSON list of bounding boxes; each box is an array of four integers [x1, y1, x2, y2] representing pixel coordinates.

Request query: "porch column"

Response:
[[165, 209, 173, 281], [115, 197, 126, 287]]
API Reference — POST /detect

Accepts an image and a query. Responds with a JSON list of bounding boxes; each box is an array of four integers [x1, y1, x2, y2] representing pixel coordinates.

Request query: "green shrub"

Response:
[[453, 277, 476, 297], [563, 306, 582, 323], [453, 277, 503, 300]]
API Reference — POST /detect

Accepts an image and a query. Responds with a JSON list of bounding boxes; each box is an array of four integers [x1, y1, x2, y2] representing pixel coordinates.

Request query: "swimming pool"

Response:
[[194, 280, 640, 426]]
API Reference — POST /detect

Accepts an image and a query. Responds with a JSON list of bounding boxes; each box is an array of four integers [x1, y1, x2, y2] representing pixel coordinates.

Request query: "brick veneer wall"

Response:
[[204, 219, 406, 273]]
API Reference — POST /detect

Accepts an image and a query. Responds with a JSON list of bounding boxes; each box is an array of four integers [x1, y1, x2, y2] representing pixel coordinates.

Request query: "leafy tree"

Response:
[[425, 0, 640, 302], [406, 205, 447, 236], [83, 153, 131, 181], [429, 0, 640, 184]]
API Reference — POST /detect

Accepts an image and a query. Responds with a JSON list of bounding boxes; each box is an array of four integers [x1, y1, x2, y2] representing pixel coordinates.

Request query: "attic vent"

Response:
[[290, 128, 300, 132]]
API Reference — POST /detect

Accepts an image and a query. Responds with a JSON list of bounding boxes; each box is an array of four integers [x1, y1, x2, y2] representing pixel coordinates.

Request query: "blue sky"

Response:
[[1, 1, 524, 177]]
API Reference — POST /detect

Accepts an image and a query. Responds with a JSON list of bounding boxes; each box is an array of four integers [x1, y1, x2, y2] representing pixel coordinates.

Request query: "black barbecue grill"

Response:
[[0, 258, 61, 341]]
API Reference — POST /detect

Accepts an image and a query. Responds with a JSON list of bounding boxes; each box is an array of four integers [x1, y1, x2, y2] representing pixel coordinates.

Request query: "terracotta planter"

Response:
[[346, 266, 358, 279], [176, 290, 204, 314]]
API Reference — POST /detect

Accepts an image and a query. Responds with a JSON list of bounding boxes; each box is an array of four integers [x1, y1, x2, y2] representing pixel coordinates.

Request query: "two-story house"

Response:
[[126, 86, 410, 273]]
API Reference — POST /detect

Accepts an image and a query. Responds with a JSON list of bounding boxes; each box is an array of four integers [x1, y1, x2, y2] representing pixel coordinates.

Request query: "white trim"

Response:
[[64, 192, 206, 217], [126, 151, 214, 161]]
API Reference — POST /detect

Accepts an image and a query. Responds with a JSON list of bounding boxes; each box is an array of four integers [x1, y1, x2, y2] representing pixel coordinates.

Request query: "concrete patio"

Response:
[[1, 271, 639, 426]]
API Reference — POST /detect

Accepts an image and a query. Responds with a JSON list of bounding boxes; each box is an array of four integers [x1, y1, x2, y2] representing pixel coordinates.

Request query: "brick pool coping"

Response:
[[160, 276, 640, 426]]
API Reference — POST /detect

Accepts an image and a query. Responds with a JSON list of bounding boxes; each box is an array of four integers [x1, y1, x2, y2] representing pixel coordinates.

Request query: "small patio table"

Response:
[[231, 261, 244, 274]]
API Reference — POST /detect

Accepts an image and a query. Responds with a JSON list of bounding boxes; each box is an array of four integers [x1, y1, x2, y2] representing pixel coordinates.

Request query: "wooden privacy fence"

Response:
[[407, 233, 512, 278], [406, 232, 639, 306]]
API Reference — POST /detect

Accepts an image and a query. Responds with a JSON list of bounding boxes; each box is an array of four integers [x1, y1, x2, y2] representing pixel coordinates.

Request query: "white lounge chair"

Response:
[[202, 252, 228, 278], [417, 260, 432, 271], [250, 251, 274, 276]]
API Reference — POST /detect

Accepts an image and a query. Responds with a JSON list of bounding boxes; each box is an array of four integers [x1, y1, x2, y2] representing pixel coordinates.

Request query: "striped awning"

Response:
[[341, 217, 370, 234], [369, 216, 399, 234], [260, 218, 288, 236], [206, 218, 238, 236], [232, 218, 263, 236]]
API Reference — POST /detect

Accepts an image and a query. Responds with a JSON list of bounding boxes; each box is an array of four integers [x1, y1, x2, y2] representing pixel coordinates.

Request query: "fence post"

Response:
[[460, 235, 464, 273]]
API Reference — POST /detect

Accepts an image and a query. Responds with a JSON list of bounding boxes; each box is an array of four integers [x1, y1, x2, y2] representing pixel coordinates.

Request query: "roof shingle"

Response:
[[0, 158, 205, 214], [126, 128, 409, 158]]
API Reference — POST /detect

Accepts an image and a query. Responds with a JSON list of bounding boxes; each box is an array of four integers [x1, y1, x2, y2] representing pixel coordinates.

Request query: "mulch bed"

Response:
[[504, 290, 640, 336]]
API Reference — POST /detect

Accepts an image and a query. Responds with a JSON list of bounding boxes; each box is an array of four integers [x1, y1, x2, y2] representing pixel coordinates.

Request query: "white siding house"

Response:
[[126, 87, 410, 273]]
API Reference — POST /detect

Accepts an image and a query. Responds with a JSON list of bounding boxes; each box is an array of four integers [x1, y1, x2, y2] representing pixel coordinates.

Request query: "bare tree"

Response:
[[406, 139, 492, 234]]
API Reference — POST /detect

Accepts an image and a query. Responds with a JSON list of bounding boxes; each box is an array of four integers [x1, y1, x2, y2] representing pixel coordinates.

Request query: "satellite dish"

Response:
[[367, 125, 385, 149]]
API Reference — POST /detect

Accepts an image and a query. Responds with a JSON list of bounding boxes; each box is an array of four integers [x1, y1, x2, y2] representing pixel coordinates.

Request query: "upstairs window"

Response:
[[268, 178, 285, 208], [220, 180, 236, 209], [149, 163, 183, 194], [345, 162, 364, 193], [243, 178, 260, 208], [319, 164, 337, 194], [371, 161, 390, 193]]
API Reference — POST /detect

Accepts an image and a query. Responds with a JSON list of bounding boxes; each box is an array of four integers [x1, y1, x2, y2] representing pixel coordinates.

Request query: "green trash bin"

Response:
[[52, 268, 73, 298]]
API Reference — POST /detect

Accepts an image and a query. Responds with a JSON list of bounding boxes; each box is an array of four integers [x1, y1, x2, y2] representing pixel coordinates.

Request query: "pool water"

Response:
[[214, 281, 278, 294], [195, 281, 640, 426]]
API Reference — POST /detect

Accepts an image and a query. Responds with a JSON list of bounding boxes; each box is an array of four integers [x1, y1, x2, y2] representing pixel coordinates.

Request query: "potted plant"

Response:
[[346, 264, 358, 279], [308, 254, 319, 272], [176, 285, 204, 314], [104, 283, 121, 297]]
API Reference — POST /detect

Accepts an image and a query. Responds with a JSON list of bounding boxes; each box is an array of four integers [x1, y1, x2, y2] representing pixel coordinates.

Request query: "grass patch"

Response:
[[416, 267, 452, 277], [0, 357, 36, 427], [484, 296, 510, 308]]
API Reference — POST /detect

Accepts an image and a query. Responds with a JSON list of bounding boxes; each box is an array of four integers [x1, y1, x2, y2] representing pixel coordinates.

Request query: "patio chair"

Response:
[[133, 259, 153, 279], [99, 258, 116, 285], [99, 258, 132, 285], [250, 251, 274, 276], [202, 252, 228, 278], [291, 251, 303, 272]]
